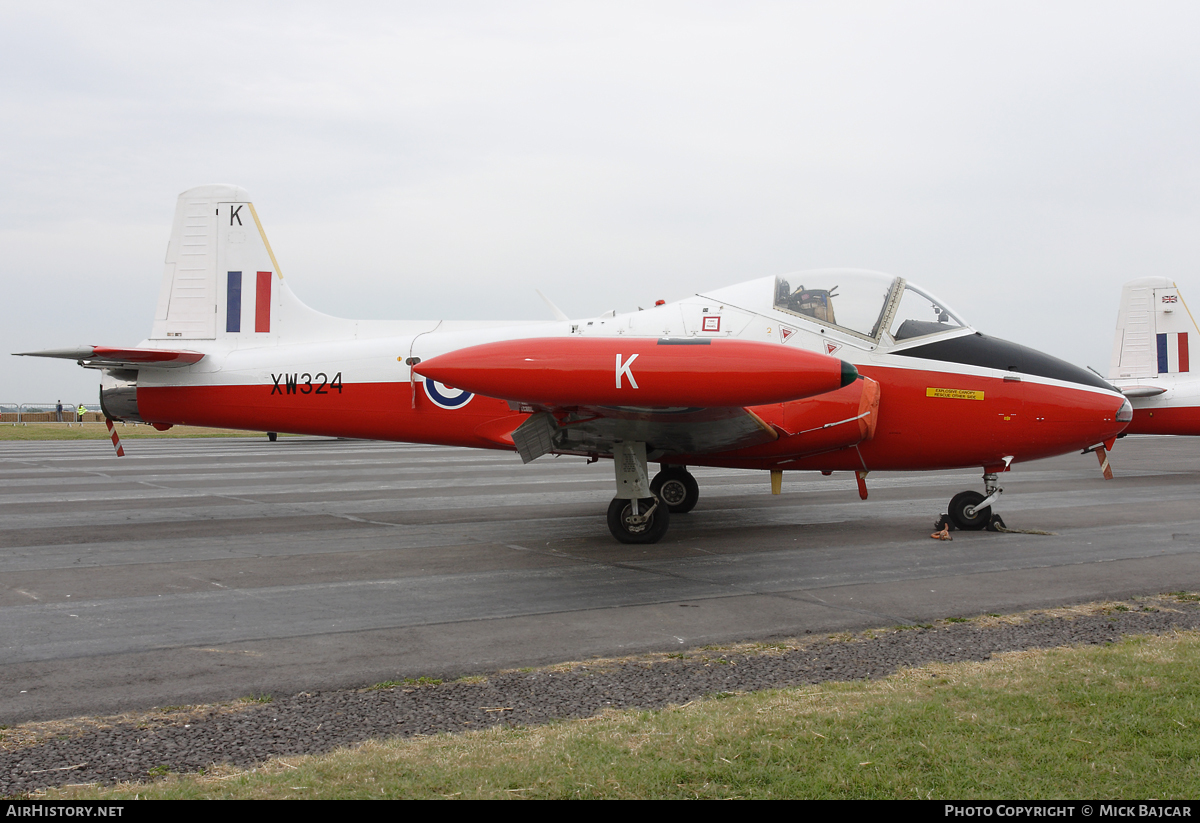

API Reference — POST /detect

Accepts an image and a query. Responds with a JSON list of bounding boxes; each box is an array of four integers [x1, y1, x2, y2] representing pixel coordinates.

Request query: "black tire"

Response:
[[650, 469, 700, 514], [948, 490, 990, 531], [606, 496, 670, 544], [267, 432, 278, 442]]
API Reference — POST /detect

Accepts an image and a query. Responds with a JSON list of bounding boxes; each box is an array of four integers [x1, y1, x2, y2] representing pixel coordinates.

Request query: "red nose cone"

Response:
[[414, 337, 853, 408]]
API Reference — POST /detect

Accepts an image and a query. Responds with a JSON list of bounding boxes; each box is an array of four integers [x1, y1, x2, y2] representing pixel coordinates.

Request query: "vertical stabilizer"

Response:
[[151, 185, 285, 342], [1109, 277, 1198, 378]]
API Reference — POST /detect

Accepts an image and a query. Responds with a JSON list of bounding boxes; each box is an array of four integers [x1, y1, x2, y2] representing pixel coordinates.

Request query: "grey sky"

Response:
[[4, 1, 1199, 401]]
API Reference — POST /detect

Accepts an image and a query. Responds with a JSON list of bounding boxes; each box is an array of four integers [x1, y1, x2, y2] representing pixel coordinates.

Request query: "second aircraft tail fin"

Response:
[[1108, 277, 1198, 379]]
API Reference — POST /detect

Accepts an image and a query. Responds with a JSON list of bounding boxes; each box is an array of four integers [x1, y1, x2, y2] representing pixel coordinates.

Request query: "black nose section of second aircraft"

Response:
[[840, 360, 859, 387], [894, 332, 1115, 391]]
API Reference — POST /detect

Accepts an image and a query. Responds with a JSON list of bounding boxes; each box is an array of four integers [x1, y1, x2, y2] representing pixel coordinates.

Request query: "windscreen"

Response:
[[888, 283, 966, 342]]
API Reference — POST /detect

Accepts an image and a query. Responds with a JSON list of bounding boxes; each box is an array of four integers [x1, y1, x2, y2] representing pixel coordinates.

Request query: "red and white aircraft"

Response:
[[1108, 277, 1200, 436], [19, 185, 1131, 543]]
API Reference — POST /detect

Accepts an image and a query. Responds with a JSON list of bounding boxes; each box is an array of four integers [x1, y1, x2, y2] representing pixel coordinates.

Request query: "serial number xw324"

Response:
[[270, 372, 344, 395]]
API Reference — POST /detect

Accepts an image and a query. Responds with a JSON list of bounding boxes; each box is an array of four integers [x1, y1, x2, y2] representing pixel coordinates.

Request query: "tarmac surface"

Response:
[[2, 433, 1199, 724]]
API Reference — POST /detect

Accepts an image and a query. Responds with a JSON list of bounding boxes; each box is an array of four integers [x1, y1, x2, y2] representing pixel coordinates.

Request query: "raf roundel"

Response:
[[423, 378, 474, 410]]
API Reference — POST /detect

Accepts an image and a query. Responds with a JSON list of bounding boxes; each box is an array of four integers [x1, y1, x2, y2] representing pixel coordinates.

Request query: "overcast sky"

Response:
[[3, 1, 1199, 402]]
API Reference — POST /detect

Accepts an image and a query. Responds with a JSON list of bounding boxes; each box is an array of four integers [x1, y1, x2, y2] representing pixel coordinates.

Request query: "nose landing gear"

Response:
[[948, 490, 991, 530], [945, 471, 1005, 531]]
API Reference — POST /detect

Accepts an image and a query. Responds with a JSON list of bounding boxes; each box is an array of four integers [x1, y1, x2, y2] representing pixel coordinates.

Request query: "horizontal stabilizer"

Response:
[[1120, 385, 1168, 397], [15, 346, 205, 369]]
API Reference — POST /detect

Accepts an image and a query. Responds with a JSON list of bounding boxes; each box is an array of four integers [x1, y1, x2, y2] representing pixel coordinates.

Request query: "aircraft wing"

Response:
[[14, 346, 206, 369], [497, 404, 778, 462], [415, 336, 858, 462]]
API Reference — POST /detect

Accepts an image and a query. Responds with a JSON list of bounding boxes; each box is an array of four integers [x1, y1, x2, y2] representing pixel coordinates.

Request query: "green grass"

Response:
[[239, 694, 274, 705], [41, 630, 1200, 800], [0, 423, 292, 441]]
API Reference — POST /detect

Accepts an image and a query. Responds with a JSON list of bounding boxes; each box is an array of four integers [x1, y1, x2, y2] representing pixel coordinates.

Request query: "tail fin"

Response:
[[152, 184, 347, 343], [1108, 277, 1199, 379]]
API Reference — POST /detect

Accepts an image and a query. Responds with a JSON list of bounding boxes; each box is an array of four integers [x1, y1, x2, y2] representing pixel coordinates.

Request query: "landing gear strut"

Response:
[[650, 465, 699, 514], [947, 472, 1003, 531], [606, 441, 670, 544]]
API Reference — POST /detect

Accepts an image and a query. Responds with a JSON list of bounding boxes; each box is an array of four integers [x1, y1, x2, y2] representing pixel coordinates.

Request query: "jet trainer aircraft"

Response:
[[19, 185, 1132, 543], [1108, 277, 1200, 435]]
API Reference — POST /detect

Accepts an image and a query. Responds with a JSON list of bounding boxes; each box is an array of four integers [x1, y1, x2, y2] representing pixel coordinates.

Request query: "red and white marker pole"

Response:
[[105, 418, 125, 457]]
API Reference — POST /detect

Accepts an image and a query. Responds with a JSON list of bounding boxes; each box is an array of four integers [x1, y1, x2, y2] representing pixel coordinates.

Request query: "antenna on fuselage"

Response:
[[536, 289, 570, 322]]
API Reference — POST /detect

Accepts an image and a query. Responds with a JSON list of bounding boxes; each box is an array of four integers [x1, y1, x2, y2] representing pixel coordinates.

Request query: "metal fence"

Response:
[[0, 403, 104, 423]]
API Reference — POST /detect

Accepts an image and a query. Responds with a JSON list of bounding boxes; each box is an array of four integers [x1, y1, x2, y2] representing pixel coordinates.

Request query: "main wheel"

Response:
[[948, 490, 990, 530], [606, 496, 670, 544], [650, 469, 700, 514], [267, 431, 278, 442]]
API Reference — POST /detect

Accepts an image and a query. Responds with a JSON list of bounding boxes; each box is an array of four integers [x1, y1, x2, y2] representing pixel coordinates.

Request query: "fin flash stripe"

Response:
[[256, 272, 272, 333]]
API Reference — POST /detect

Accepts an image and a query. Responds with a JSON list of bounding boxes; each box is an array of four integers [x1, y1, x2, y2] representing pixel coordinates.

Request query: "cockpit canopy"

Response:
[[773, 270, 968, 344]]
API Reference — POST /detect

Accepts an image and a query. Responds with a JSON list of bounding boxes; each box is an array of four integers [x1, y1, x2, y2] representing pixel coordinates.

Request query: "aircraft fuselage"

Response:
[[120, 279, 1128, 476]]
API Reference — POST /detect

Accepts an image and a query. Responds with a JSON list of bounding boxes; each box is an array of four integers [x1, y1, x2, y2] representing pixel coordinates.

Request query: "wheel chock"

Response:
[[931, 515, 953, 540]]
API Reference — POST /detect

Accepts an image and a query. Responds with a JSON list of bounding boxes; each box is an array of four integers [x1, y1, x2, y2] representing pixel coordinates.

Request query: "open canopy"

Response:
[[773, 270, 968, 344]]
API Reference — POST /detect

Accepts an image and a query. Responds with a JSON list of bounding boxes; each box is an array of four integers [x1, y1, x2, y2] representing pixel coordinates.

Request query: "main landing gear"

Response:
[[945, 471, 1005, 531], [604, 449, 703, 543], [606, 443, 691, 544], [607, 496, 669, 544], [650, 465, 700, 514]]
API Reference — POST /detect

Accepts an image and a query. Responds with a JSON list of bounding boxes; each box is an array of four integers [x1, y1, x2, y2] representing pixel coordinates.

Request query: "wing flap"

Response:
[[512, 404, 779, 460]]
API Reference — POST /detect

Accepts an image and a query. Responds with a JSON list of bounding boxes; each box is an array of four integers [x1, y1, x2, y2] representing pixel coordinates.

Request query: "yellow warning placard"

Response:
[[926, 387, 984, 401]]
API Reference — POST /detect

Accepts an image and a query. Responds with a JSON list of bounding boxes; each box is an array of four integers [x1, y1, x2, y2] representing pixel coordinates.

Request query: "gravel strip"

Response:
[[4, 594, 1199, 794]]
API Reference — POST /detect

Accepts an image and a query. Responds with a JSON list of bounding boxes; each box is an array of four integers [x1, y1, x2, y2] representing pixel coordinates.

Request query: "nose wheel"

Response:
[[650, 466, 700, 514], [945, 472, 1004, 531], [948, 490, 990, 530]]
